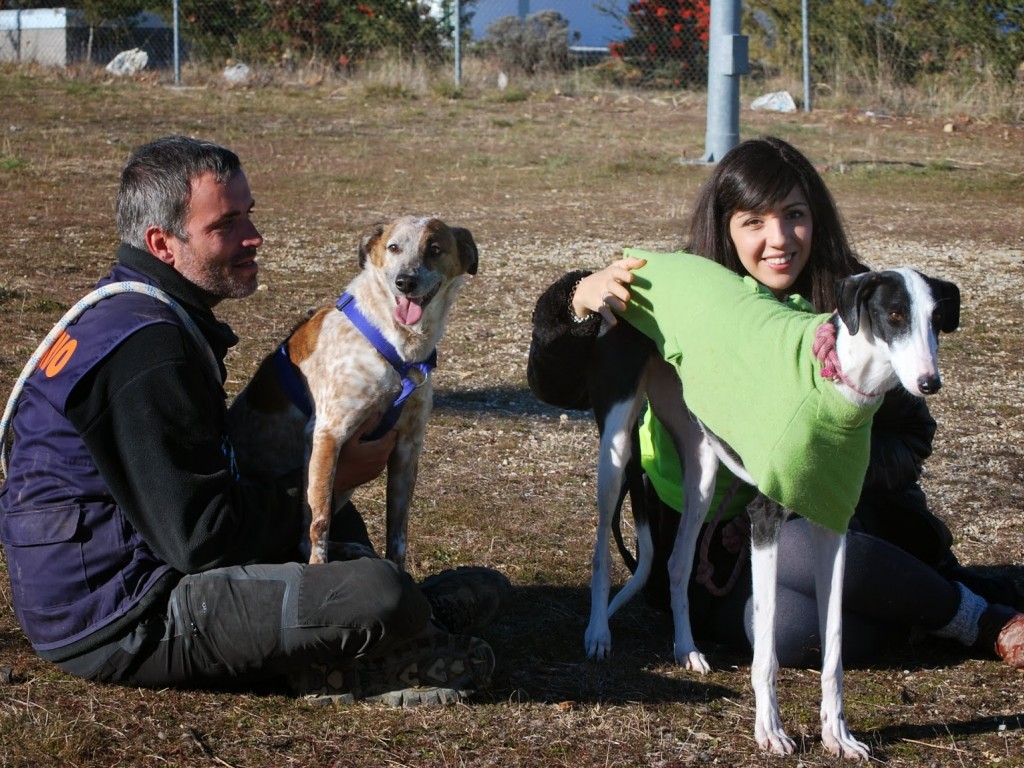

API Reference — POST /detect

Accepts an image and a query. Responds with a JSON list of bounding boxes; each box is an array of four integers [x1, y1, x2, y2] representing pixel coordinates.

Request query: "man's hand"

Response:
[[332, 420, 397, 493]]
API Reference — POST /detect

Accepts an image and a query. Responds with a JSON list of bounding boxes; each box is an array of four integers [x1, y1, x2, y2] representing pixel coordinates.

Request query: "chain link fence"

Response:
[[2, 2, 1021, 115]]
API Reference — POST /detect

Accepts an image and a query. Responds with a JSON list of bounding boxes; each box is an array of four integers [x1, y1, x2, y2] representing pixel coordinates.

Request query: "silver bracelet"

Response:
[[569, 277, 596, 324]]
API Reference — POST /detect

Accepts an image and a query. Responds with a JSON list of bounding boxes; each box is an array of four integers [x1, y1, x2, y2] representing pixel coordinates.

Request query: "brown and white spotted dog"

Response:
[[227, 216, 479, 565]]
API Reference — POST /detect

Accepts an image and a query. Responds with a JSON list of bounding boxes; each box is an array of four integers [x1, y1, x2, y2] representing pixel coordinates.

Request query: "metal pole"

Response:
[[802, 0, 811, 112], [454, 0, 461, 88], [700, 0, 748, 163], [173, 0, 180, 85]]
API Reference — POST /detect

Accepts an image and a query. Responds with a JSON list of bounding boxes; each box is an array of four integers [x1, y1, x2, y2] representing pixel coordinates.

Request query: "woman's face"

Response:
[[728, 184, 812, 298]]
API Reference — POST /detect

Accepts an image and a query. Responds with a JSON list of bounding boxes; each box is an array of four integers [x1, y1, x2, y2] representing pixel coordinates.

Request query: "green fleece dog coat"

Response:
[[622, 250, 882, 533]]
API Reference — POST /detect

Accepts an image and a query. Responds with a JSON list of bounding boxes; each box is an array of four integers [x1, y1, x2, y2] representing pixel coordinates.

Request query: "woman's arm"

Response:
[[527, 258, 646, 410], [861, 387, 936, 491], [527, 270, 599, 410], [853, 387, 952, 567]]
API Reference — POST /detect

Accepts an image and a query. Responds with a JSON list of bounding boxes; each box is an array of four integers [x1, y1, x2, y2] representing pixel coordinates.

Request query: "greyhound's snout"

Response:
[[918, 374, 942, 395], [395, 273, 419, 294]]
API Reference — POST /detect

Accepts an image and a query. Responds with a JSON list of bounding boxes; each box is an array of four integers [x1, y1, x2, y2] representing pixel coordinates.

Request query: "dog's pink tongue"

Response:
[[395, 297, 423, 325]]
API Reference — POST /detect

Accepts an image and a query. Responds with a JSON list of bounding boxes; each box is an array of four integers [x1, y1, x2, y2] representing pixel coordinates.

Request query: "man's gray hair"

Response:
[[115, 136, 242, 250]]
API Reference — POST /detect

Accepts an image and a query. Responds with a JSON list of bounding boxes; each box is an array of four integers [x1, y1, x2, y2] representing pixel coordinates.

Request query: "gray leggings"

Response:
[[58, 557, 430, 688], [705, 518, 962, 667]]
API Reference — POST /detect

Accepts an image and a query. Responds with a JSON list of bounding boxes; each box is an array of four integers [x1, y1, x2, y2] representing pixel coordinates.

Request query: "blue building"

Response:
[[469, 1, 627, 49]]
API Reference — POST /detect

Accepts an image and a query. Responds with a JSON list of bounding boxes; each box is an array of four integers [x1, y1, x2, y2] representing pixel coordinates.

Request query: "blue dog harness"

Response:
[[274, 292, 437, 441]]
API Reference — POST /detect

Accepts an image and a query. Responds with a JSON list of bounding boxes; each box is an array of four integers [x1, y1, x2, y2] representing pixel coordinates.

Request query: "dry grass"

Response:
[[1, 64, 1023, 767]]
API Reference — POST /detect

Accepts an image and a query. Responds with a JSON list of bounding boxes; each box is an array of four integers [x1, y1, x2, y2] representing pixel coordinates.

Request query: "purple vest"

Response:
[[0, 266, 180, 653]]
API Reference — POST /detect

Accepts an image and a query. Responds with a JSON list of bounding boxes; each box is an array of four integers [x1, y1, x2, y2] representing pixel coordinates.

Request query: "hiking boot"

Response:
[[975, 604, 1024, 669], [419, 566, 512, 635], [291, 631, 495, 708], [358, 632, 495, 706], [290, 660, 359, 705]]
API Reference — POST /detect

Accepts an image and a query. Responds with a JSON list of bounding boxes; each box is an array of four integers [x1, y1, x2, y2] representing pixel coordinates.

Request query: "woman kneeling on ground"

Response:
[[528, 135, 1024, 669]]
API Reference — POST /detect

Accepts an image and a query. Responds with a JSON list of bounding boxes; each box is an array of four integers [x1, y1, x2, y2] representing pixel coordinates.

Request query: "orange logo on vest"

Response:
[[38, 331, 78, 378]]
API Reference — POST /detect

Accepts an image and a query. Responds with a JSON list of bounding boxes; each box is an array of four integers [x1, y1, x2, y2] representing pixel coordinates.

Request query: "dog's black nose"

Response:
[[918, 375, 942, 395], [394, 273, 419, 294]]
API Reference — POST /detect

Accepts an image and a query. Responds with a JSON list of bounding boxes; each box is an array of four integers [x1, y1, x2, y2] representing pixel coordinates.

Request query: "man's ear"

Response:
[[144, 225, 176, 265]]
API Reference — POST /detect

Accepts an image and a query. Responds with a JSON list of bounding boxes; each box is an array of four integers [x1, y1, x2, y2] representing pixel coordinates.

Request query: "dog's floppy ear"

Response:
[[923, 274, 961, 333], [835, 272, 881, 335], [451, 226, 479, 276], [358, 221, 388, 269]]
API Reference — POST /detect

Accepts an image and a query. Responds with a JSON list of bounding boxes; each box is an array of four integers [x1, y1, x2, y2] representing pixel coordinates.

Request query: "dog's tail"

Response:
[[611, 440, 647, 574], [608, 435, 653, 618], [608, 514, 653, 618]]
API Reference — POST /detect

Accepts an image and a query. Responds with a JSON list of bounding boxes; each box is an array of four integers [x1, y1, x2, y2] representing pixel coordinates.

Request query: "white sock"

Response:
[[931, 582, 988, 646]]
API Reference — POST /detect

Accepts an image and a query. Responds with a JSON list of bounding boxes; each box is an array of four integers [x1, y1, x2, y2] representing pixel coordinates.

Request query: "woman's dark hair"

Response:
[[686, 136, 866, 311]]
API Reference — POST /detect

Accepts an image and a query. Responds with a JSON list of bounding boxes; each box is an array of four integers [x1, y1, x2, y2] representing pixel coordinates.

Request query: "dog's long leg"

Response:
[[667, 426, 715, 674], [748, 494, 796, 756], [606, 404, 653, 620], [384, 423, 426, 571], [587, 324, 661, 661], [812, 525, 870, 759], [586, 397, 639, 660], [641, 358, 715, 674], [307, 425, 342, 565]]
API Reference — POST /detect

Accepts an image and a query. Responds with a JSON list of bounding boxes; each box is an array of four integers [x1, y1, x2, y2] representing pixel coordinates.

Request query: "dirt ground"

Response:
[[0, 69, 1023, 767]]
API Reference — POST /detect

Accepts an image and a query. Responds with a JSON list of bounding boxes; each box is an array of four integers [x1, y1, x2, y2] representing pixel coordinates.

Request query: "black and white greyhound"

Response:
[[584, 263, 960, 759]]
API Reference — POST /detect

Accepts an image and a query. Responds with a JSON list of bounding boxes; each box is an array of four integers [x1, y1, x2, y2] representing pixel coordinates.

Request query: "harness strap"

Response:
[[0, 281, 219, 477], [273, 292, 437, 442], [274, 343, 313, 418], [336, 292, 436, 441]]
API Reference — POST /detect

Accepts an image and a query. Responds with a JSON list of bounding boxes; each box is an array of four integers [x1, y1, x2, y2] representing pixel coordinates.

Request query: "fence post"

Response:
[[700, 0, 748, 163], [454, 0, 461, 88], [802, 0, 811, 112], [172, 0, 180, 85]]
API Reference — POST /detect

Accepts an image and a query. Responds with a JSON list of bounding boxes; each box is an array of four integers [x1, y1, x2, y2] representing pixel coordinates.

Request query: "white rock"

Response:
[[750, 90, 797, 113], [223, 63, 251, 84], [106, 48, 148, 77]]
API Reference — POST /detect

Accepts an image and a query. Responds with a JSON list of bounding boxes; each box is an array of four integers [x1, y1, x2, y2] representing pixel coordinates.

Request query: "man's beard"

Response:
[[178, 246, 258, 301]]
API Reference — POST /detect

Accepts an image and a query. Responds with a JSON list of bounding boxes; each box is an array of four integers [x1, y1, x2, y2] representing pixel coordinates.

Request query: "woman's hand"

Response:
[[570, 256, 647, 326], [332, 420, 398, 493]]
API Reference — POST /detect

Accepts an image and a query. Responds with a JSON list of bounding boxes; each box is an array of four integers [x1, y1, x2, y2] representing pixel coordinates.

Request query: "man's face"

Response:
[[168, 169, 262, 303]]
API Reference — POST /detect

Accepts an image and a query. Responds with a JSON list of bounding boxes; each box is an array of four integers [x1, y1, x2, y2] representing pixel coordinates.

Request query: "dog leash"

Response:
[[613, 473, 749, 598], [694, 478, 749, 597], [0, 281, 219, 477], [274, 293, 437, 441]]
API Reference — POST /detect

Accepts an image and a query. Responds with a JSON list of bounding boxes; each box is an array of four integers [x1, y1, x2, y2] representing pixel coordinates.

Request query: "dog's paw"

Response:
[[821, 702, 870, 759], [822, 726, 870, 761], [755, 721, 796, 756], [584, 625, 612, 661], [674, 648, 711, 674]]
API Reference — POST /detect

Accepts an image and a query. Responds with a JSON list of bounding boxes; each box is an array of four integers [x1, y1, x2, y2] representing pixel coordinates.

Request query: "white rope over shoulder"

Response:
[[0, 281, 220, 477]]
